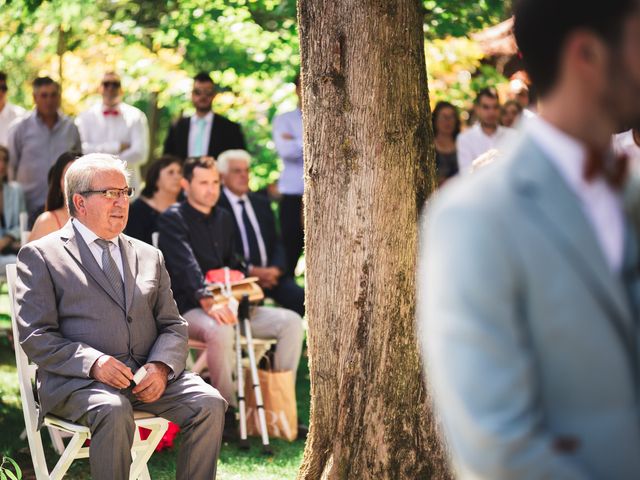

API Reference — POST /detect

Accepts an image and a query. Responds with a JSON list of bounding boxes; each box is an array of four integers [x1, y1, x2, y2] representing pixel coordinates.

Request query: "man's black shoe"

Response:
[[223, 409, 237, 442]]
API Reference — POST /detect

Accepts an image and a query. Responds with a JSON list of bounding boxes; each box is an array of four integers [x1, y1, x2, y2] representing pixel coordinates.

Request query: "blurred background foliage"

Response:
[[0, 0, 511, 189]]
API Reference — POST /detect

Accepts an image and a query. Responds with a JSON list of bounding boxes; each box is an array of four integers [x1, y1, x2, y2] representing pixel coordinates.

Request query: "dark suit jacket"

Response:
[[15, 221, 188, 423], [163, 113, 246, 160], [218, 190, 287, 272]]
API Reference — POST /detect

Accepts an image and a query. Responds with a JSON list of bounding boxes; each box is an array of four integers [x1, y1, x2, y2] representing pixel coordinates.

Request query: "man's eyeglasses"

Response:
[[80, 188, 134, 199], [102, 81, 121, 89], [0, 85, 7, 92]]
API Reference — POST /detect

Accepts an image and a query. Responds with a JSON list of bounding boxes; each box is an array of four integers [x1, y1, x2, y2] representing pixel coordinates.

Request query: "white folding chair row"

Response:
[[6, 264, 169, 480]]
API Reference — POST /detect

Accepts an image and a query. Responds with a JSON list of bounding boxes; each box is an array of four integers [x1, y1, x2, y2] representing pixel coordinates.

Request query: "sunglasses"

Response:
[[102, 81, 121, 89], [0, 85, 7, 92]]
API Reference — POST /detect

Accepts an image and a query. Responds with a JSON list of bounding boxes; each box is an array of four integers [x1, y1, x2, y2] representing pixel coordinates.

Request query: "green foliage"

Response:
[[0, 456, 22, 480], [0, 0, 509, 186], [423, 0, 510, 38]]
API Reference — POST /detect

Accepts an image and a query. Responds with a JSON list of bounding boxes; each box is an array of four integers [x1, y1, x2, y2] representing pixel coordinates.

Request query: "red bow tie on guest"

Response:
[[103, 109, 119, 116], [583, 148, 629, 190]]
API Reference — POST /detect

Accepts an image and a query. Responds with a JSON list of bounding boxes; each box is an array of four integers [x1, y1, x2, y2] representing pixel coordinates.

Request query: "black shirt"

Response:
[[157, 200, 242, 314], [125, 198, 160, 246]]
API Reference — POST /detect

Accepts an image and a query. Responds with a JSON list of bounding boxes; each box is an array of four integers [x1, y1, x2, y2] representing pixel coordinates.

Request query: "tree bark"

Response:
[[297, 1, 449, 479]]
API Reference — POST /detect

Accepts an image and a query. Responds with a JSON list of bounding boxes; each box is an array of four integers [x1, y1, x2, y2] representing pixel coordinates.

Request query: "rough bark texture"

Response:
[[297, 1, 449, 479]]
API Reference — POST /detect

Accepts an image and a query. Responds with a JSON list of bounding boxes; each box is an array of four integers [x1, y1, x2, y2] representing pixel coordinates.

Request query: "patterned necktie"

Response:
[[238, 200, 262, 266], [95, 238, 125, 307]]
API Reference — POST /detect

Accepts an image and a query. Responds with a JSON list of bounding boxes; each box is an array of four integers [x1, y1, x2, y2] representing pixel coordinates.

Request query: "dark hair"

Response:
[[141, 155, 182, 198], [474, 87, 499, 105], [32, 76, 58, 90], [432, 101, 461, 139], [46, 151, 81, 211], [193, 72, 214, 85], [0, 146, 8, 183], [183, 156, 216, 182], [0, 72, 6, 82], [514, 0, 637, 96]]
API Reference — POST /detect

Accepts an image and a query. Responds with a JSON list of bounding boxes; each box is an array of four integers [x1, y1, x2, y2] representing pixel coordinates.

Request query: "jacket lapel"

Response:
[[512, 138, 635, 348], [62, 222, 126, 313], [119, 235, 137, 314]]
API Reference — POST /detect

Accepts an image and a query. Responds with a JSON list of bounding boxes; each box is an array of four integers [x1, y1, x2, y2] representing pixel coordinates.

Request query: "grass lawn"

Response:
[[0, 316, 309, 479]]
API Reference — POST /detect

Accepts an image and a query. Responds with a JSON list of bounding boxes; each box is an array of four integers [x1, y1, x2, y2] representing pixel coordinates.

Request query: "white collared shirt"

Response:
[[456, 123, 518, 174], [72, 218, 124, 279], [0, 102, 25, 146], [75, 102, 149, 189], [223, 187, 267, 267], [612, 129, 640, 176], [188, 112, 214, 157], [527, 116, 624, 273]]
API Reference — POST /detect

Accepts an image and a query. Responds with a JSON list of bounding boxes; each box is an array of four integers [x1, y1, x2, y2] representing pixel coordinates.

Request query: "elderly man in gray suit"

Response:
[[420, 0, 640, 479], [15, 153, 227, 479]]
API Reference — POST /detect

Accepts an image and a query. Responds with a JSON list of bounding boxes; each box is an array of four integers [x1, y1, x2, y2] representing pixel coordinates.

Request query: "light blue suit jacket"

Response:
[[420, 135, 640, 479]]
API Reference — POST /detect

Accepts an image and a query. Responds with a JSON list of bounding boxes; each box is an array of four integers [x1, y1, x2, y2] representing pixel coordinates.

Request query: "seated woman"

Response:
[[0, 146, 26, 268], [125, 155, 183, 245], [29, 152, 80, 242]]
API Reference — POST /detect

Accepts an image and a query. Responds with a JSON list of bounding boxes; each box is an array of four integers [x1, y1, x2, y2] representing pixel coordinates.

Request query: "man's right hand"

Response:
[[200, 297, 238, 325], [90, 355, 134, 389]]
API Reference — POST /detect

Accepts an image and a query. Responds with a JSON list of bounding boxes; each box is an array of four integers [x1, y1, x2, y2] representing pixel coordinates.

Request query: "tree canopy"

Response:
[[0, 0, 511, 186]]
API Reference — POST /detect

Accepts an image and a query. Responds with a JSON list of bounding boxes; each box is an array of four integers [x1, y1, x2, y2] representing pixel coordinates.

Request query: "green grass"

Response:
[[0, 332, 309, 479]]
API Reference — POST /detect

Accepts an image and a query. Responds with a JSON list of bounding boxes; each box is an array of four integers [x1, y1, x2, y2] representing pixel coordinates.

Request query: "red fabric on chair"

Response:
[[205, 269, 245, 284]]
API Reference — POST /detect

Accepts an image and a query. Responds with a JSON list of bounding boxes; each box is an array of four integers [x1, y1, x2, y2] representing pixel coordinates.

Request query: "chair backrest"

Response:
[[19, 212, 30, 246], [6, 263, 48, 474]]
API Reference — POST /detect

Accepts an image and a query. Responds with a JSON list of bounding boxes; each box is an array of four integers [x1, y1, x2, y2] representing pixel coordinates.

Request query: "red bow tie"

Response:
[[103, 109, 119, 116], [583, 148, 629, 189]]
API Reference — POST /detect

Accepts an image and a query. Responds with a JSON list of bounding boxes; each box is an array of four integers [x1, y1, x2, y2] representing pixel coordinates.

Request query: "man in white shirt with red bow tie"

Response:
[[76, 72, 149, 189]]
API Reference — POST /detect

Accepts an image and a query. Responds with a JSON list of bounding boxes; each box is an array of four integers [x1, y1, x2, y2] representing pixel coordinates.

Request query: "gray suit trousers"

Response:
[[52, 372, 227, 480]]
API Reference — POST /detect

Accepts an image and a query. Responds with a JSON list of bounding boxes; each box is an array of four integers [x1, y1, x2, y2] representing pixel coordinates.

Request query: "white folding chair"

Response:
[[6, 264, 170, 480], [186, 337, 275, 376], [19, 212, 30, 246]]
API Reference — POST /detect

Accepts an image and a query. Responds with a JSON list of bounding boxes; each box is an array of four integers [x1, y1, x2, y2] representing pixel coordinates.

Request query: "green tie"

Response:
[[194, 117, 207, 156]]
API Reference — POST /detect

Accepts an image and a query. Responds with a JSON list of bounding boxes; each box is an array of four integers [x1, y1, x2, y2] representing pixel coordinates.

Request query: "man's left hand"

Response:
[[132, 362, 170, 403], [251, 266, 282, 289]]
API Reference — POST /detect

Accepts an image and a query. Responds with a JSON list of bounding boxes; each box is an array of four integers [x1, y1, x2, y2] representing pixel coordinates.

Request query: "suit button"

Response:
[[127, 316, 133, 323]]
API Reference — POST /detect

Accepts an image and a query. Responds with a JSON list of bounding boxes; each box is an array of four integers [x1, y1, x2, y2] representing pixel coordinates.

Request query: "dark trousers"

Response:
[[265, 276, 305, 317], [279, 194, 304, 278]]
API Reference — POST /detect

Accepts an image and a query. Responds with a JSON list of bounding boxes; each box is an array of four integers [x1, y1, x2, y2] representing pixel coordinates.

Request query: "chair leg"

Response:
[[129, 420, 169, 480], [50, 432, 88, 480], [48, 426, 67, 455]]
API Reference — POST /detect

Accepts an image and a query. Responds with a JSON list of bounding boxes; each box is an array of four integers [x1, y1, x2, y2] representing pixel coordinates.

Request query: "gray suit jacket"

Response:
[[15, 221, 187, 424], [420, 135, 640, 479]]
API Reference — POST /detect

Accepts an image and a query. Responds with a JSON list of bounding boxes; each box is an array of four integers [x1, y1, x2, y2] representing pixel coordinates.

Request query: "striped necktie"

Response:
[[95, 238, 125, 307]]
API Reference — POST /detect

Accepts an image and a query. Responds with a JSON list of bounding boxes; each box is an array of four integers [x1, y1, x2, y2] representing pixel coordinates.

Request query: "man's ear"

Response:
[[180, 178, 189, 191], [72, 193, 85, 215]]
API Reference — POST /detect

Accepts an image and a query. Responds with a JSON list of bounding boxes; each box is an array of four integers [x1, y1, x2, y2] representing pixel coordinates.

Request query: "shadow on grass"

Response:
[[0, 335, 309, 479]]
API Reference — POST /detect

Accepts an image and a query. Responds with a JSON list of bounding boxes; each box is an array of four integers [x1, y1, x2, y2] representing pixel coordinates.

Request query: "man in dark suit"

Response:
[[16, 153, 226, 479], [217, 149, 304, 316], [163, 72, 246, 160]]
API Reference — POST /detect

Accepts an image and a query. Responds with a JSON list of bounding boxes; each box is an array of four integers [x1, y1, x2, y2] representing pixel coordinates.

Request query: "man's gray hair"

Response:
[[65, 153, 130, 217], [216, 149, 251, 175]]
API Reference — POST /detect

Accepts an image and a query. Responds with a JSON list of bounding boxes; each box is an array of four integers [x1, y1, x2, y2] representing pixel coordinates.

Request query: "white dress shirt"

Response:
[[612, 129, 640, 176], [223, 187, 267, 267], [75, 102, 149, 189], [273, 108, 304, 195], [527, 116, 624, 273], [72, 218, 124, 279], [0, 102, 25, 146], [188, 112, 213, 158], [456, 123, 517, 174]]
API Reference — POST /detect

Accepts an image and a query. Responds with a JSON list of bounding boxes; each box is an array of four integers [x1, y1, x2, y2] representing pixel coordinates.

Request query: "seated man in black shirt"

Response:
[[216, 149, 304, 316], [157, 157, 303, 417]]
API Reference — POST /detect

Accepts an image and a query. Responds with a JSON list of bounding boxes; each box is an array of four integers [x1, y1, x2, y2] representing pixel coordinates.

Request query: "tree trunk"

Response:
[[297, 1, 449, 479]]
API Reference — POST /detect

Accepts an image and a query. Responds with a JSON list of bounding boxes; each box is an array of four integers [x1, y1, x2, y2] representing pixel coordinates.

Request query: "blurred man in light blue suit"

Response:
[[420, 1, 640, 478]]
